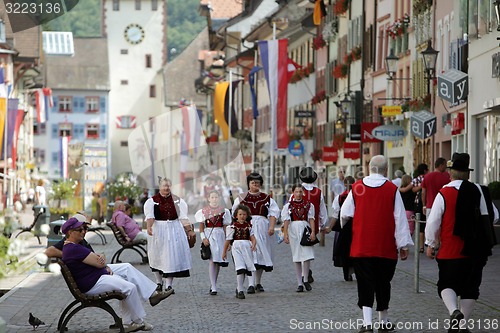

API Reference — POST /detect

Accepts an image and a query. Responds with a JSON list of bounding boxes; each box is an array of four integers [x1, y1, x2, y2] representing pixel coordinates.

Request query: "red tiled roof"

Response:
[[200, 0, 243, 19]]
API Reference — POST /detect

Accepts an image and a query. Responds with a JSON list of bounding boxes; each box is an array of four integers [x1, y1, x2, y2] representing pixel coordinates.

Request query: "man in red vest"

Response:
[[425, 153, 497, 332], [340, 155, 413, 333]]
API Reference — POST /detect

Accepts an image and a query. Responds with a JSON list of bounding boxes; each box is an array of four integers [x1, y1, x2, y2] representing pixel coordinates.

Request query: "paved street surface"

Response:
[[0, 222, 499, 333]]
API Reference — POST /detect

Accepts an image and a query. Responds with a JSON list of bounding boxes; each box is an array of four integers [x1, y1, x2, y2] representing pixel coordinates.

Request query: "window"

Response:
[[33, 122, 46, 135], [149, 85, 156, 98], [86, 97, 99, 113], [59, 96, 72, 112], [113, 0, 119, 11], [121, 80, 128, 85], [33, 148, 45, 164], [120, 141, 129, 147], [152, 0, 158, 11], [146, 54, 152, 68], [58, 123, 72, 137], [135, 0, 141, 10], [121, 49, 128, 54], [86, 124, 100, 139]]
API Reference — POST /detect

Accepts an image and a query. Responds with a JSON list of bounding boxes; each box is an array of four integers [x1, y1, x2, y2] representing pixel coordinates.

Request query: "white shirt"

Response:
[[144, 195, 189, 225], [425, 180, 498, 248], [332, 195, 341, 220], [330, 178, 345, 198], [340, 173, 414, 249], [281, 201, 315, 222]]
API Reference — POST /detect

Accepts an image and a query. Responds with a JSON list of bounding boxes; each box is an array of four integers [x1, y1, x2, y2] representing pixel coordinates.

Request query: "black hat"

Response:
[[299, 167, 318, 183], [447, 153, 474, 171], [247, 172, 263, 187]]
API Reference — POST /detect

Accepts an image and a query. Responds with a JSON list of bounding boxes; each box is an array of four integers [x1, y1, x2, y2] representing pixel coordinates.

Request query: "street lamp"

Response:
[[421, 40, 439, 94], [385, 49, 399, 80]]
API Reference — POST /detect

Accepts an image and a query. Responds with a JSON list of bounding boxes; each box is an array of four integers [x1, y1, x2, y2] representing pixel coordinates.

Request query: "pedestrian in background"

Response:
[[195, 190, 231, 295], [340, 155, 413, 333], [399, 174, 416, 235], [425, 153, 498, 331], [325, 175, 355, 281], [330, 168, 345, 205], [222, 204, 257, 300], [282, 184, 315, 292], [412, 163, 429, 253], [392, 169, 403, 188], [421, 157, 450, 218], [232, 172, 279, 293], [91, 191, 105, 224], [144, 177, 194, 292], [35, 179, 46, 206]]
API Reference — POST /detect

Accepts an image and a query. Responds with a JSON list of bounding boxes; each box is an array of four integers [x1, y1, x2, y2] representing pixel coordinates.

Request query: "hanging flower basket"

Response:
[[312, 35, 327, 50], [311, 90, 327, 105], [332, 64, 349, 79], [311, 149, 323, 162], [289, 63, 315, 84], [333, 133, 345, 149], [333, 0, 351, 15], [413, 0, 432, 16]]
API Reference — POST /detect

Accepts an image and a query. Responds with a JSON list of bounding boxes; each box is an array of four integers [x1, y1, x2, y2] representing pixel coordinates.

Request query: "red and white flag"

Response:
[[34, 88, 52, 124], [287, 58, 302, 82], [258, 39, 289, 149]]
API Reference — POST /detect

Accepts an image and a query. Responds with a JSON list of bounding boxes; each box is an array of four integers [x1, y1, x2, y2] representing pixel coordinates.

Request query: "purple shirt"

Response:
[[62, 242, 108, 293], [112, 210, 140, 240]]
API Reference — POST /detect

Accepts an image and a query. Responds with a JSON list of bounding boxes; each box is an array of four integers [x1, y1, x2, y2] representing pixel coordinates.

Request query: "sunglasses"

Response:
[[72, 227, 88, 233]]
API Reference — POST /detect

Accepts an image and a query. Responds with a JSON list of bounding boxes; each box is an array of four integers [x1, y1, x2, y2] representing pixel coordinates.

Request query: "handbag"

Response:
[[200, 243, 211, 260], [300, 225, 319, 246], [200, 221, 215, 260], [186, 224, 196, 248]]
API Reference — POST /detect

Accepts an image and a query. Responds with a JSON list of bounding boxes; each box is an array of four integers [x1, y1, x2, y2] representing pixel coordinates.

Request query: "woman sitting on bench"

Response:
[[61, 217, 172, 332]]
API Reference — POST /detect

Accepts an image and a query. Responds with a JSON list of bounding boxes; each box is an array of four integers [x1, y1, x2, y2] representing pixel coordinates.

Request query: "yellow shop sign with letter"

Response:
[[382, 105, 402, 116]]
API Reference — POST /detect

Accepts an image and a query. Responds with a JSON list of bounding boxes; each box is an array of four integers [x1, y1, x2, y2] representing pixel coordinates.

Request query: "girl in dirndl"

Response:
[[222, 204, 256, 300], [195, 190, 231, 295], [281, 184, 315, 292]]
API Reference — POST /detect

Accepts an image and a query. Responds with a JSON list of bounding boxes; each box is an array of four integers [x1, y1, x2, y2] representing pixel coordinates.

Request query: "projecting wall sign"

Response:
[[371, 125, 407, 141]]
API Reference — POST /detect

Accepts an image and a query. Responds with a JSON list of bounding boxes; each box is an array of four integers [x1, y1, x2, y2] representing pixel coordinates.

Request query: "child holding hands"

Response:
[[222, 204, 257, 299]]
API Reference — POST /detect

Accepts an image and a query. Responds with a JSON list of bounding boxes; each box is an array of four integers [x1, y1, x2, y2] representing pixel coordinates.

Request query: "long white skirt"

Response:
[[206, 227, 228, 265], [231, 240, 256, 274], [288, 220, 314, 263], [251, 215, 274, 269], [147, 219, 192, 275]]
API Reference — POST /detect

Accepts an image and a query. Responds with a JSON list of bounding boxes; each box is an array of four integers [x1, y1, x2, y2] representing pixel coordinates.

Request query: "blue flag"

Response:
[[248, 66, 262, 120]]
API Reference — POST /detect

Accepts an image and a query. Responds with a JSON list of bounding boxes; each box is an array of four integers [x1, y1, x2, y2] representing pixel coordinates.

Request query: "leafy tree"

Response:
[[42, 0, 101, 37]]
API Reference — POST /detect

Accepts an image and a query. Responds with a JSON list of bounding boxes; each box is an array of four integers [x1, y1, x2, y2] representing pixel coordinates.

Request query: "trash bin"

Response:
[[47, 217, 67, 247], [33, 205, 50, 236]]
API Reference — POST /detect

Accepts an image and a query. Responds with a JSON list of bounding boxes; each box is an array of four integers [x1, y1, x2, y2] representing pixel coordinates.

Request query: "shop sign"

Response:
[[343, 142, 360, 160], [381, 105, 402, 117], [294, 110, 315, 118], [288, 140, 304, 156], [411, 110, 437, 139], [451, 113, 465, 135], [372, 125, 406, 141], [437, 69, 468, 104], [361, 122, 381, 142], [322, 146, 338, 163]]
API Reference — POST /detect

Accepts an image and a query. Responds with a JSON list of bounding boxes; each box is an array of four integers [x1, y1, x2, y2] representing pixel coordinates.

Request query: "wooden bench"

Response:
[[106, 222, 148, 264], [14, 211, 43, 244], [57, 259, 126, 333], [87, 225, 107, 245]]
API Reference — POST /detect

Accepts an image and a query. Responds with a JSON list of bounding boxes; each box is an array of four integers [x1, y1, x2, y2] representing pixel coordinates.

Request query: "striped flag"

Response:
[[248, 66, 262, 119], [60, 136, 70, 179], [258, 39, 289, 149], [213, 80, 240, 140]]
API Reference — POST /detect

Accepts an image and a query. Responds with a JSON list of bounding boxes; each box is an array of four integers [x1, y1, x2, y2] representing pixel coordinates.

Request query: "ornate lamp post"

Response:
[[385, 49, 399, 80], [421, 40, 439, 95]]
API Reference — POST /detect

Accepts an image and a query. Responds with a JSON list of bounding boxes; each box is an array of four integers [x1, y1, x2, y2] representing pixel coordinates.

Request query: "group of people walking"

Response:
[[53, 152, 497, 333]]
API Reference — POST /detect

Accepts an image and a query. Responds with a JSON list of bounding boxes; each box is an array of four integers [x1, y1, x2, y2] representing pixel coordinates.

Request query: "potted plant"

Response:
[[49, 179, 76, 220], [106, 172, 143, 205]]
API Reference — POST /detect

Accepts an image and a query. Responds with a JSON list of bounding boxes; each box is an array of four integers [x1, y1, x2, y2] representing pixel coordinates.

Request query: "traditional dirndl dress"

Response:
[[144, 193, 192, 277], [281, 200, 315, 263], [195, 205, 232, 266], [226, 222, 256, 276], [232, 192, 280, 271]]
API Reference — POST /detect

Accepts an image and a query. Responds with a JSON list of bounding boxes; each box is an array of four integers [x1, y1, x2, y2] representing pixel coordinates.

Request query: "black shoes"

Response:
[[378, 322, 395, 332], [358, 325, 373, 333], [155, 283, 163, 292], [247, 286, 255, 294], [296, 285, 304, 292], [235, 289, 245, 299], [308, 269, 314, 283], [255, 284, 265, 292], [209, 288, 217, 296], [302, 277, 312, 291], [449, 309, 464, 333], [166, 286, 175, 294]]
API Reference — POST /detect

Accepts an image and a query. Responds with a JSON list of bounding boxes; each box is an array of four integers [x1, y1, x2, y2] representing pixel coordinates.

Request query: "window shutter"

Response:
[[51, 124, 58, 138], [100, 97, 106, 113]]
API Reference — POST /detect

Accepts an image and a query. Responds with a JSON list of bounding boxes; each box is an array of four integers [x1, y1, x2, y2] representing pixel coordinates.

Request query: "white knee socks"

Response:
[[294, 263, 303, 286], [441, 288, 459, 315]]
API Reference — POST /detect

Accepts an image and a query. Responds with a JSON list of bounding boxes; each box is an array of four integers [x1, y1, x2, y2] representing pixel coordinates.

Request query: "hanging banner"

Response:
[[343, 142, 360, 160], [361, 122, 381, 142], [322, 146, 338, 163]]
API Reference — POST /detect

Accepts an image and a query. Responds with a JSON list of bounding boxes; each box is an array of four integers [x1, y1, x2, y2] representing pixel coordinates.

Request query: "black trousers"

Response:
[[436, 256, 487, 300], [353, 257, 397, 311]]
